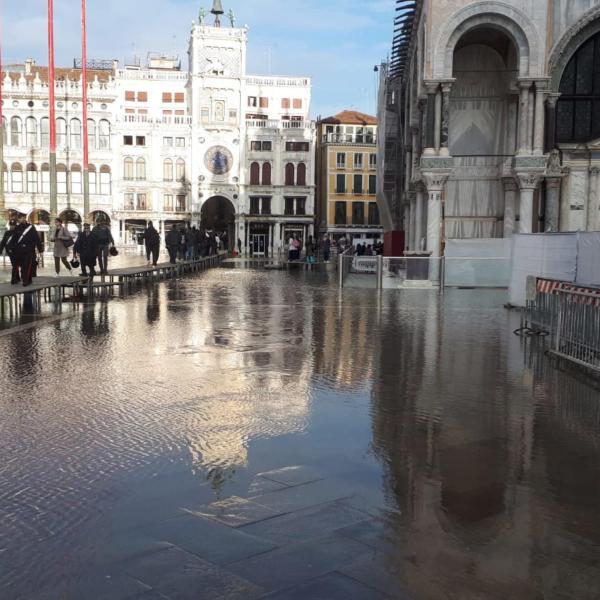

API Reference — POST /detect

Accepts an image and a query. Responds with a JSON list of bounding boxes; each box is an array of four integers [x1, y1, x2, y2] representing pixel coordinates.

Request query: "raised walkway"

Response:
[[0, 254, 225, 317]]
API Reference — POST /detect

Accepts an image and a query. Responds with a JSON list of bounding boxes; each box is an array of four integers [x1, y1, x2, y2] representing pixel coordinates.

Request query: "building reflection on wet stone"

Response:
[[0, 270, 599, 598]]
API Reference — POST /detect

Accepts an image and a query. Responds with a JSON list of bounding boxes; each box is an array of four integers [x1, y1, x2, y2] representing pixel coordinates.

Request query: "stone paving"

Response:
[[79, 465, 409, 600]]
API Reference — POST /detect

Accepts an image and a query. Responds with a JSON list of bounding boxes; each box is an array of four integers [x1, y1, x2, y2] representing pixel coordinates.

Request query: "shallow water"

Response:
[[1, 267, 599, 599]]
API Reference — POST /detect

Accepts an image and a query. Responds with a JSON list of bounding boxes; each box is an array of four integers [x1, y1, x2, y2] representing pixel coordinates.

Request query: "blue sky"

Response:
[[2, 0, 396, 118]]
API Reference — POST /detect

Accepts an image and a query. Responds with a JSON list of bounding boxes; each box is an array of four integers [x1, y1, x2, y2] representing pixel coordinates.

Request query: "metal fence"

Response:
[[520, 277, 600, 374]]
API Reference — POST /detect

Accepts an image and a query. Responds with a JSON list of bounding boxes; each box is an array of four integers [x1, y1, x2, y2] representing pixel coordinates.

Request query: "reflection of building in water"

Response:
[[170, 273, 315, 477], [311, 291, 379, 390], [370, 292, 600, 597]]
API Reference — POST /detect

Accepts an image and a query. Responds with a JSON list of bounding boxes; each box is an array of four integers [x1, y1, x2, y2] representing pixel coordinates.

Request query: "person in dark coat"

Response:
[[74, 222, 98, 278], [144, 222, 161, 266], [91, 221, 115, 275], [165, 226, 180, 264], [0, 219, 20, 284], [12, 215, 43, 287]]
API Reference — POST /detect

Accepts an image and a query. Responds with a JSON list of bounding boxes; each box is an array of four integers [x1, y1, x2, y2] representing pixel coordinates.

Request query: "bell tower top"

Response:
[[211, 0, 224, 27]]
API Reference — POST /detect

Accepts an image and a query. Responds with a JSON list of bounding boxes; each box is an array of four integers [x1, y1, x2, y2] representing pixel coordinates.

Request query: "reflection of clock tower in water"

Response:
[[188, 1, 246, 244]]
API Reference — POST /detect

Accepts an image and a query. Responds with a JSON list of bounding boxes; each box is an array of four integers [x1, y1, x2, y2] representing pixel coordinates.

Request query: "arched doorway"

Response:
[[446, 26, 519, 239], [90, 210, 111, 225], [200, 196, 235, 250]]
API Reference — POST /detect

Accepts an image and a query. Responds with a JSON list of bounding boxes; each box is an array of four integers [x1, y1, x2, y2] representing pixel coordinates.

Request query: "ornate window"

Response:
[[557, 31, 600, 143]]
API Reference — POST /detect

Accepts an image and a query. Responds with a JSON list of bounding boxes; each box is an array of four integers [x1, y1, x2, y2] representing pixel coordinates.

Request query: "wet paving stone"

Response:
[[146, 513, 277, 565], [257, 465, 325, 487], [240, 498, 371, 545], [187, 495, 282, 527], [227, 534, 375, 592], [248, 477, 359, 515], [121, 545, 264, 600], [262, 571, 392, 599], [247, 475, 290, 497]]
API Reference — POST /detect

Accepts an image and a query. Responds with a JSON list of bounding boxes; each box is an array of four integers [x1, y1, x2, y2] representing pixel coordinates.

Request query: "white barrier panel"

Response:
[[445, 238, 512, 287], [576, 232, 600, 287], [509, 233, 578, 307]]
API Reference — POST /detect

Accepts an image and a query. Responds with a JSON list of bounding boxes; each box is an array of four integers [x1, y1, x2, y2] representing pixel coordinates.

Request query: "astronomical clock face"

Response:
[[204, 145, 233, 175]]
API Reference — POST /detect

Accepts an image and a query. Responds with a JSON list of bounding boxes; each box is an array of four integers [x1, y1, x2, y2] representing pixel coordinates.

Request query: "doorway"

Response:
[[252, 234, 267, 256]]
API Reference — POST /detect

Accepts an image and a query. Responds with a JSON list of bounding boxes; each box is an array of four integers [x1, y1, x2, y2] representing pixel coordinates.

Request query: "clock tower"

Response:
[[188, 2, 247, 243]]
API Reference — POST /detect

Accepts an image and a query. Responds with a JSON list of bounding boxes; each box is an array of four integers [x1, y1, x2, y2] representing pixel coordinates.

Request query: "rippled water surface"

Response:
[[1, 266, 600, 599]]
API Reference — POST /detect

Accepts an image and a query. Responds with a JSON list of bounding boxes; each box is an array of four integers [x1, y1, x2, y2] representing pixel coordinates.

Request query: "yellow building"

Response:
[[315, 111, 382, 246]]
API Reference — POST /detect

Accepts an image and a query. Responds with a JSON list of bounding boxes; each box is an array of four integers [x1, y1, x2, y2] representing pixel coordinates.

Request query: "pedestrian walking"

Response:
[[321, 235, 331, 263], [12, 214, 43, 287], [51, 218, 73, 276], [237, 237, 242, 256], [91, 220, 115, 275], [0, 219, 20, 284], [305, 235, 315, 265], [185, 226, 195, 260], [293, 236, 301, 261], [166, 225, 180, 264], [74, 222, 98, 278], [144, 222, 161, 266]]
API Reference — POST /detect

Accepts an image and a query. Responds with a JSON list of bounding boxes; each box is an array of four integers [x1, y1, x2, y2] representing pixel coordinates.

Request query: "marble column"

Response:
[[410, 125, 419, 180], [518, 81, 531, 155], [409, 193, 416, 250], [502, 177, 518, 237], [517, 173, 541, 233], [440, 82, 453, 157], [588, 167, 600, 231], [545, 177, 561, 232], [533, 82, 547, 155], [423, 173, 448, 258], [418, 97, 427, 156], [545, 93, 560, 153], [415, 183, 425, 250], [434, 89, 442, 152], [527, 87, 535, 155], [405, 149, 412, 192], [404, 203, 411, 251], [423, 82, 438, 155]]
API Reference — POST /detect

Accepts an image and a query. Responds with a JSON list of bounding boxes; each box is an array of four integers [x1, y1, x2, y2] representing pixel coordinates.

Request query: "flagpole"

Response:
[[81, 0, 90, 222], [48, 0, 58, 221]]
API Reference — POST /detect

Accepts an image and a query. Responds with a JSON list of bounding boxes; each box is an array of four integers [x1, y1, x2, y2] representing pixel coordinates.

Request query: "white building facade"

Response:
[[1, 3, 315, 254]]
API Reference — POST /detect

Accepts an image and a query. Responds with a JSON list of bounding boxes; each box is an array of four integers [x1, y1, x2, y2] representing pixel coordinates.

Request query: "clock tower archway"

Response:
[[200, 196, 236, 249]]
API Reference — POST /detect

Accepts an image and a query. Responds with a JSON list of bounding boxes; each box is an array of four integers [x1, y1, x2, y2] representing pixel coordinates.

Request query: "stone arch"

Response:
[[548, 5, 600, 91], [200, 195, 236, 250], [433, 1, 542, 79]]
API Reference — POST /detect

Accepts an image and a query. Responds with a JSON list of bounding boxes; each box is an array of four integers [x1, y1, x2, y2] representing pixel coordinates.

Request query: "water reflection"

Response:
[[0, 272, 599, 598]]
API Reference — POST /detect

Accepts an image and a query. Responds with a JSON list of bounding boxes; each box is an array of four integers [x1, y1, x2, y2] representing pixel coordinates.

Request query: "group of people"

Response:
[[0, 215, 116, 285], [355, 241, 384, 256], [287, 235, 332, 263], [145, 224, 226, 266]]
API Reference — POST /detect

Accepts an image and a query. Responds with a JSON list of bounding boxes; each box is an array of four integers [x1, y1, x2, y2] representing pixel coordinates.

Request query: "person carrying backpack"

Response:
[[91, 221, 115, 275]]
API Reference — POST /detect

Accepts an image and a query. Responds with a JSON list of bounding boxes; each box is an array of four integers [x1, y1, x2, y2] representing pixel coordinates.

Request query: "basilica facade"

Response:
[[0, 2, 315, 254], [378, 0, 600, 256]]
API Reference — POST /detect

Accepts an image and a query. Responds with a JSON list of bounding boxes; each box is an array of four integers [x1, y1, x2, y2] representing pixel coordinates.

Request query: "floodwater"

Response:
[[1, 266, 599, 599]]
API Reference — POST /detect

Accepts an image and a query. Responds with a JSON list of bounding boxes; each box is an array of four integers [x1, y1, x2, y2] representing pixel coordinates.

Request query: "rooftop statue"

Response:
[[228, 9, 236, 27], [199, 7, 206, 24]]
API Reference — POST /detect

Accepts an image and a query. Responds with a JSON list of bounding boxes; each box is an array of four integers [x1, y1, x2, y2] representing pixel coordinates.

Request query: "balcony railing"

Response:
[[117, 115, 192, 126], [246, 120, 314, 131], [321, 133, 376, 145]]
